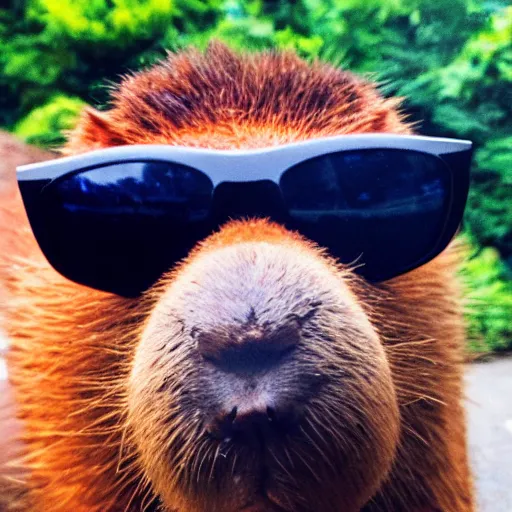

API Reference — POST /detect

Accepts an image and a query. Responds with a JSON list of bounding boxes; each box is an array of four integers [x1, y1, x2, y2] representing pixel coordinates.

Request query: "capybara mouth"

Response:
[[240, 491, 292, 512], [221, 431, 307, 512], [234, 441, 289, 512]]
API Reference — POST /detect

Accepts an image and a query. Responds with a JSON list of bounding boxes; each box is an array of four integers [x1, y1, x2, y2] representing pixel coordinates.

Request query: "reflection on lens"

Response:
[[58, 162, 213, 222], [42, 162, 214, 296], [280, 149, 451, 280]]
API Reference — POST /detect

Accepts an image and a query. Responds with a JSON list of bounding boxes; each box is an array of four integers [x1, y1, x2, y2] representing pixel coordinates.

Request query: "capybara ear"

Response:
[[64, 107, 126, 154]]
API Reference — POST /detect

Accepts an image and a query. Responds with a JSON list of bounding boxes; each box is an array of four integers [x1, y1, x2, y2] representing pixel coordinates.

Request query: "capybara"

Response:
[[0, 43, 474, 512]]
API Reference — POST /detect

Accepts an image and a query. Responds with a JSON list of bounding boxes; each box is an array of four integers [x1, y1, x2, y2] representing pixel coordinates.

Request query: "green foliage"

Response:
[[28, 0, 176, 45], [0, 0, 510, 350], [462, 241, 512, 352], [468, 136, 512, 265], [14, 94, 85, 147]]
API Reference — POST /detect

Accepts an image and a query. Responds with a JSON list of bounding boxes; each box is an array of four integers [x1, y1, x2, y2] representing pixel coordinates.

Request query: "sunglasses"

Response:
[[17, 134, 472, 297]]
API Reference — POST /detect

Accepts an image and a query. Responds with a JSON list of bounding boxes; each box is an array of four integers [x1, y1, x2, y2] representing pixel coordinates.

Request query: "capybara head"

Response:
[[1, 43, 472, 512]]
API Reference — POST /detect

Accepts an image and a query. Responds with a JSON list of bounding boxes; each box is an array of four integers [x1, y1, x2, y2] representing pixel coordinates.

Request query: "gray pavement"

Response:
[[466, 356, 512, 512]]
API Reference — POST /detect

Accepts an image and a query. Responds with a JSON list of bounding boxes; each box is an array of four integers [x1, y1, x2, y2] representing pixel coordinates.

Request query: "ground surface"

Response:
[[466, 355, 512, 512], [1, 334, 511, 510]]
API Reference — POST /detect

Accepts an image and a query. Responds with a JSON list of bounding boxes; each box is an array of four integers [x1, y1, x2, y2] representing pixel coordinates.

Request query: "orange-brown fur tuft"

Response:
[[65, 43, 410, 154], [1, 43, 473, 511]]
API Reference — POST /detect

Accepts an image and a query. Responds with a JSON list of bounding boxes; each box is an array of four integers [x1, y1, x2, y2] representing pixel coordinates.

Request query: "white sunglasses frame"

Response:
[[17, 133, 472, 186]]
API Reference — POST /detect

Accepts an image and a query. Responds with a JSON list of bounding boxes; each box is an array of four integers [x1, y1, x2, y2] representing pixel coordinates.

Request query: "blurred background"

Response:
[[0, 0, 511, 509]]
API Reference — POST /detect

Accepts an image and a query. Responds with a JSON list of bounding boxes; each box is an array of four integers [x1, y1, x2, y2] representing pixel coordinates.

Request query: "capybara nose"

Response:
[[197, 321, 302, 440], [196, 321, 300, 373]]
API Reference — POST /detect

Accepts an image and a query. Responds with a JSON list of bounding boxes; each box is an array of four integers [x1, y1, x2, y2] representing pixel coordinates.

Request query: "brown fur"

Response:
[[0, 130, 54, 199], [0, 43, 473, 511], [0, 133, 53, 511]]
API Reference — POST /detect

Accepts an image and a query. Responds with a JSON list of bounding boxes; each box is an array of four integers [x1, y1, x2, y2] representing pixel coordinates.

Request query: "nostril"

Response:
[[207, 404, 300, 441], [233, 409, 271, 432], [227, 406, 237, 423], [207, 406, 238, 440]]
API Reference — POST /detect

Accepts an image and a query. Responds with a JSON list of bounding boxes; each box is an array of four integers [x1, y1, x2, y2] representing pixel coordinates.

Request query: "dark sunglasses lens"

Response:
[[39, 161, 213, 295], [280, 149, 452, 280]]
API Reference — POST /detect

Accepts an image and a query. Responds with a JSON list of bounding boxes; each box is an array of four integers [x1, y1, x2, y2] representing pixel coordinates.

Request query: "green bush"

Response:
[[0, 0, 510, 350], [468, 137, 512, 267], [462, 242, 512, 353], [14, 94, 85, 148]]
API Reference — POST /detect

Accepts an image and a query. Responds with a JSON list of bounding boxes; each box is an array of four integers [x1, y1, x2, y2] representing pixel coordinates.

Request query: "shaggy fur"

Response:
[[0, 43, 473, 511]]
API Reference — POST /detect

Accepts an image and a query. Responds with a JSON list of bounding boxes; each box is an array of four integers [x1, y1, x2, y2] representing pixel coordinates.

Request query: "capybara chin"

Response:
[[0, 43, 473, 511]]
